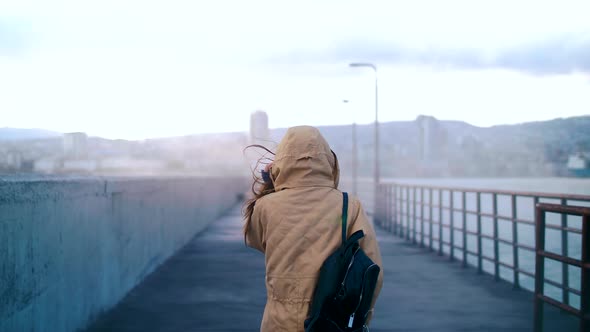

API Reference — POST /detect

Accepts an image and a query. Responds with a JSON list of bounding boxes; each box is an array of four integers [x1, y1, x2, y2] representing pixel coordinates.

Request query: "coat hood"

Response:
[[270, 126, 339, 191]]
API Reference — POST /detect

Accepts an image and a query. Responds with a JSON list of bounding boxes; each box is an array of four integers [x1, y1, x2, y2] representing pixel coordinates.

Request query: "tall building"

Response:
[[250, 111, 269, 145], [63, 132, 88, 159], [417, 115, 447, 162]]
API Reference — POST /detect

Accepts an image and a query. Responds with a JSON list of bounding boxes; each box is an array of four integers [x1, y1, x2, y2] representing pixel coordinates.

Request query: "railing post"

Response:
[[429, 188, 434, 251], [386, 185, 391, 231], [387, 186, 390, 231], [382, 185, 386, 227], [420, 187, 425, 247], [413, 187, 417, 244], [377, 185, 381, 222], [406, 186, 411, 241], [376, 184, 380, 223], [393, 184, 399, 235], [375, 185, 380, 226], [512, 195, 520, 289], [379, 183, 387, 224], [462, 191, 467, 268], [493, 193, 499, 281], [400, 186, 404, 236], [390, 185, 394, 233], [382, 185, 386, 230], [385, 184, 391, 232], [581, 213, 590, 332], [560, 198, 569, 306], [477, 192, 482, 274], [439, 189, 444, 256], [391, 186, 395, 233], [449, 190, 455, 261], [533, 204, 546, 332]]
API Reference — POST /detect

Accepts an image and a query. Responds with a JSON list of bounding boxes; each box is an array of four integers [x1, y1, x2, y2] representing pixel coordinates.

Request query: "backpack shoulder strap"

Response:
[[341, 192, 348, 245]]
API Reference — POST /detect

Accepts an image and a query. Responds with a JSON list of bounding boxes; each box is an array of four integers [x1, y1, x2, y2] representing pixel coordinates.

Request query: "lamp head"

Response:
[[349, 62, 376, 70]]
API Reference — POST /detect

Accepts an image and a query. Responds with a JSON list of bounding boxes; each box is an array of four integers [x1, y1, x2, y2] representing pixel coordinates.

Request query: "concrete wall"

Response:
[[0, 176, 248, 332]]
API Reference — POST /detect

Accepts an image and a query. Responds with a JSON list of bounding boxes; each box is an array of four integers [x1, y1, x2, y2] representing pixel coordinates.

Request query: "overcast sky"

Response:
[[1, 0, 589, 139]]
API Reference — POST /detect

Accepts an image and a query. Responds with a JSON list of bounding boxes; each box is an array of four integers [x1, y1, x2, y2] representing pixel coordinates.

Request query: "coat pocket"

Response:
[[268, 276, 315, 303]]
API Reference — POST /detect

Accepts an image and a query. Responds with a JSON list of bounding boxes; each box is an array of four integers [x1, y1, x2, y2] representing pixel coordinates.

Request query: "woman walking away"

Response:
[[243, 125, 383, 332]]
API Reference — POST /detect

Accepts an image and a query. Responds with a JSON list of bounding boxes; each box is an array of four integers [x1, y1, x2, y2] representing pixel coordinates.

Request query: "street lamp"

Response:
[[349, 62, 379, 214], [343, 99, 357, 198]]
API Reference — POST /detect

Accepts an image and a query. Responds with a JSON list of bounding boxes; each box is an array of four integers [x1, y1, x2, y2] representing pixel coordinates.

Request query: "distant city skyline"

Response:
[[1, 0, 589, 140]]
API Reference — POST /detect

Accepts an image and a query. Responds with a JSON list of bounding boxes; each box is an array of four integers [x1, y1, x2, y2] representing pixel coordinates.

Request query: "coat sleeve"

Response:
[[349, 199, 383, 324], [245, 202, 266, 253]]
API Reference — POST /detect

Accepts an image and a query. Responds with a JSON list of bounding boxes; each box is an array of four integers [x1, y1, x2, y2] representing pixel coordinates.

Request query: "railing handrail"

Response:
[[384, 181, 590, 202], [535, 203, 590, 215]]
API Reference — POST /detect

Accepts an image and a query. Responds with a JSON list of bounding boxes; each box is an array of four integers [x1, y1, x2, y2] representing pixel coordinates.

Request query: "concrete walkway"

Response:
[[85, 204, 577, 332]]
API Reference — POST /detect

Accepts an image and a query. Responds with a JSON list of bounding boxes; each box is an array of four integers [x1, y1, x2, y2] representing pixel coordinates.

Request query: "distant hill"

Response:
[[0, 128, 61, 141], [268, 115, 590, 177]]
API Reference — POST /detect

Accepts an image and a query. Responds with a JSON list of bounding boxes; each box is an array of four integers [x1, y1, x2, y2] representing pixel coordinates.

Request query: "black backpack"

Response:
[[304, 192, 381, 332]]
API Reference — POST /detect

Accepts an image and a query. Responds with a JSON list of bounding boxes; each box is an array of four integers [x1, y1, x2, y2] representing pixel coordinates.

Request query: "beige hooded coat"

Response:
[[246, 126, 383, 332]]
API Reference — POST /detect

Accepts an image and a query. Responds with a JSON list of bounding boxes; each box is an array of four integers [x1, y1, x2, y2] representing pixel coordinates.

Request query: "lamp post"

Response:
[[343, 99, 357, 197], [349, 62, 379, 214]]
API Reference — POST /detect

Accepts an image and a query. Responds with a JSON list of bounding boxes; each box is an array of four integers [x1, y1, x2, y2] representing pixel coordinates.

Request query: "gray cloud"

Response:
[[268, 34, 590, 75], [496, 36, 590, 74]]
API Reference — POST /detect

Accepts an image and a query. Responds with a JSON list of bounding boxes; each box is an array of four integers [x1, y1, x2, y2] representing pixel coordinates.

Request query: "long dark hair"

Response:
[[243, 144, 275, 240]]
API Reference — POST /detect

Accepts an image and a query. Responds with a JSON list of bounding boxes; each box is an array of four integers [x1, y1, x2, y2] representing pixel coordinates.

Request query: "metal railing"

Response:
[[374, 182, 590, 298], [534, 203, 590, 332]]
